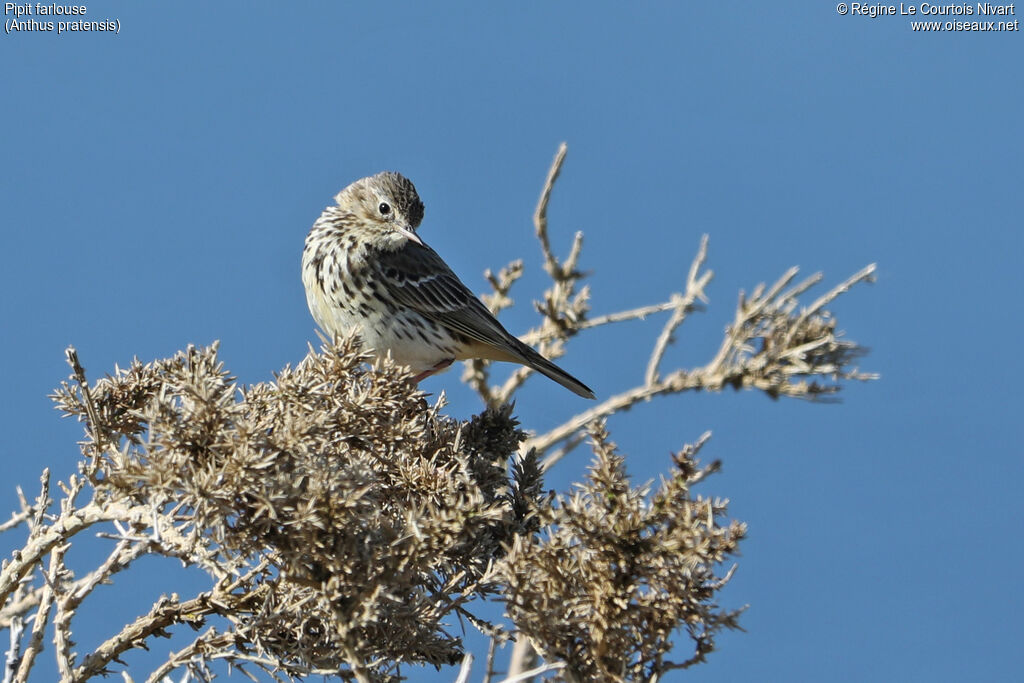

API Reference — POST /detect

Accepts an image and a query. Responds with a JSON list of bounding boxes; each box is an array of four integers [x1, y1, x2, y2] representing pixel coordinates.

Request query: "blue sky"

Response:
[[2, 2, 1022, 681]]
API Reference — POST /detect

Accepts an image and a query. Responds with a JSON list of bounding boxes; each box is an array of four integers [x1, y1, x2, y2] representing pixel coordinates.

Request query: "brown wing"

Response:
[[375, 241, 596, 399], [375, 243, 521, 358]]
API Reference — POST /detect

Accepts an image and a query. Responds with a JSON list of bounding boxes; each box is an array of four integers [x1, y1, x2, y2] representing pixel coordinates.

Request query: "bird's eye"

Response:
[[378, 202, 391, 215]]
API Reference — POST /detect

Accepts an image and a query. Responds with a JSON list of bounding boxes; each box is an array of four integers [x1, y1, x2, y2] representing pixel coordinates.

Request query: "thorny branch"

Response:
[[463, 147, 875, 474], [644, 235, 711, 387], [1, 143, 874, 682], [464, 143, 592, 407], [523, 257, 876, 470]]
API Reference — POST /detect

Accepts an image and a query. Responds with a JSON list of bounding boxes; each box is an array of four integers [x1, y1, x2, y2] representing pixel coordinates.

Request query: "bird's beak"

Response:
[[398, 225, 423, 246]]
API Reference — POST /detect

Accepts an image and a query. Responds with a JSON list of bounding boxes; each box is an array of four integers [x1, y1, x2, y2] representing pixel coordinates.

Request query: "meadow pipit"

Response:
[[302, 172, 595, 399]]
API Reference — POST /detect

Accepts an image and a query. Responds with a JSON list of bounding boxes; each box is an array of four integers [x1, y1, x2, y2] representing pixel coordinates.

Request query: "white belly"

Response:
[[304, 279, 459, 373]]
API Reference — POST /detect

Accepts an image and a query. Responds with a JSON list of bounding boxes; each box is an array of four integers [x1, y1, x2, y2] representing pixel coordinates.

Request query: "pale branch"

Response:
[[505, 639, 536, 682], [0, 500, 130, 610], [481, 260, 524, 317], [466, 261, 529, 403], [469, 146, 590, 407], [562, 231, 584, 277], [645, 235, 711, 387], [462, 359, 496, 406], [518, 299, 688, 348], [476, 147, 872, 464], [532, 375, 700, 470], [63, 538, 149, 616], [482, 636, 498, 683], [144, 565, 283, 682], [533, 143, 568, 279], [144, 629, 238, 683], [706, 563, 739, 593], [705, 266, 803, 373], [0, 488, 34, 541], [340, 638, 371, 683], [776, 270, 822, 306], [72, 587, 262, 683], [522, 257, 876, 465], [707, 264, 877, 385], [29, 472, 49, 540], [1, 545, 136, 633], [678, 432, 721, 488], [0, 510, 31, 537], [785, 263, 877, 348], [49, 545, 73, 683], [3, 613, 23, 683], [493, 366, 532, 407], [498, 660, 565, 683], [454, 652, 474, 683], [2, 471, 269, 683], [0, 593, 37, 634], [750, 267, 802, 318], [539, 431, 588, 471], [65, 348, 106, 482], [1, 520, 190, 633]]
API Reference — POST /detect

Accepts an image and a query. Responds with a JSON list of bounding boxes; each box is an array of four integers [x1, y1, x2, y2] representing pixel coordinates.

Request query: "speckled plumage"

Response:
[[301, 171, 595, 399]]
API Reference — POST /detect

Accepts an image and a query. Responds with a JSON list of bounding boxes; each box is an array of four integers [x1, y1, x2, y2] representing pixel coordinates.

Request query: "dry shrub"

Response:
[[1, 144, 874, 682]]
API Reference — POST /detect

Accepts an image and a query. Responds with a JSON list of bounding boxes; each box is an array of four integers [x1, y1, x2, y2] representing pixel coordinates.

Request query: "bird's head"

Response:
[[334, 172, 425, 249]]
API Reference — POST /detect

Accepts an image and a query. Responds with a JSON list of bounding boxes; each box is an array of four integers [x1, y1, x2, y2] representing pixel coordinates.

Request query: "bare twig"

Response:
[[498, 660, 565, 683], [454, 652, 474, 683], [49, 545, 73, 682], [532, 374, 698, 469], [519, 298, 681, 348], [645, 236, 711, 386], [473, 144, 590, 407], [506, 639, 536, 682], [0, 510, 31, 537], [341, 639, 371, 683], [4, 613, 24, 683], [483, 636, 499, 683], [521, 254, 875, 467], [65, 347, 106, 481], [64, 538, 149, 615], [72, 588, 253, 683], [0, 475, 114, 611], [534, 143, 569, 278], [0, 576, 43, 634], [785, 263, 877, 348], [144, 629, 237, 683], [540, 431, 588, 471]]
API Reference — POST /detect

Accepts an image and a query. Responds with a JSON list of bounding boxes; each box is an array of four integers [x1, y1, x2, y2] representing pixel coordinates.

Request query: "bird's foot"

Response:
[[411, 358, 454, 383]]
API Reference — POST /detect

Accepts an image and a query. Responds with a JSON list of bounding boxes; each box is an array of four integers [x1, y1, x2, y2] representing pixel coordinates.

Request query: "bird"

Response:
[[301, 171, 595, 399]]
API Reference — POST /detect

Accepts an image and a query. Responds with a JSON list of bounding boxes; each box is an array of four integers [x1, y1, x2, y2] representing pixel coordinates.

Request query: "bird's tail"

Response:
[[513, 340, 595, 399]]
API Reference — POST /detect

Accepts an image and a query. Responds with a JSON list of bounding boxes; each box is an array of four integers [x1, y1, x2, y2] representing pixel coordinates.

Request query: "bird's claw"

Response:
[[411, 359, 454, 383]]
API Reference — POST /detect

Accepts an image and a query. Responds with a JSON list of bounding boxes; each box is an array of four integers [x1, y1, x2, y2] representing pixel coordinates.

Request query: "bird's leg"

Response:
[[411, 358, 454, 383]]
